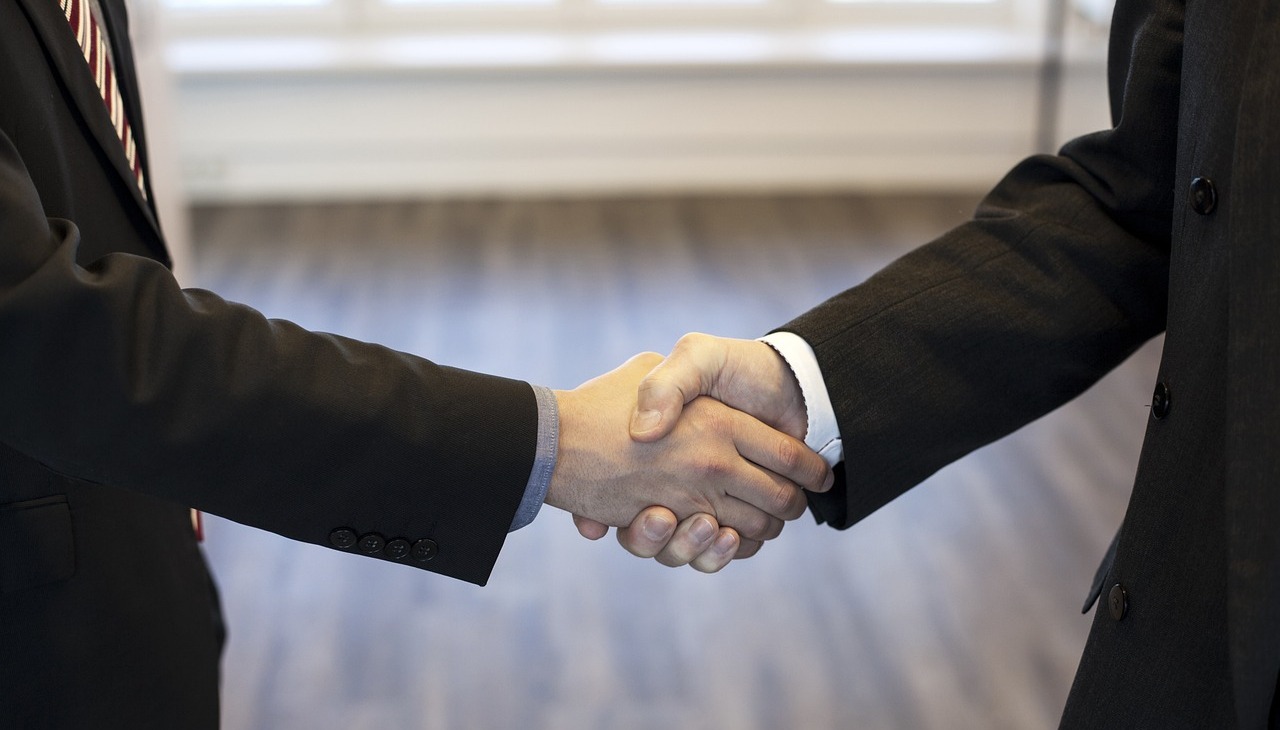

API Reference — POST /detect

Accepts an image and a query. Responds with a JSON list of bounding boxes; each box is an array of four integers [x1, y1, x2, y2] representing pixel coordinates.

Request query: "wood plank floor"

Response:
[[187, 194, 1162, 730]]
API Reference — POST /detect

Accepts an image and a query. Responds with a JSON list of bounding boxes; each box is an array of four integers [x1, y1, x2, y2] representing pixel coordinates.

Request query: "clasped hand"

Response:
[[545, 336, 829, 573]]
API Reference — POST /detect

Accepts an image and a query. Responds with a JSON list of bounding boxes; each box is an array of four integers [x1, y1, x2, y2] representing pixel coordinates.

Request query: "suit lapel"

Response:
[[97, 0, 159, 210], [15, 0, 165, 252]]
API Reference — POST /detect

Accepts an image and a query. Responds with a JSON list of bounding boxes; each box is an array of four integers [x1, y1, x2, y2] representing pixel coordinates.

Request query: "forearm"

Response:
[[790, 158, 1171, 528], [0, 137, 536, 585], [788, 0, 1183, 528]]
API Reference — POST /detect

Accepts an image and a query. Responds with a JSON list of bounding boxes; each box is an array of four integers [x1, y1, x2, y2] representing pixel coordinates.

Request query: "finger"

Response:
[[729, 408, 832, 496], [630, 333, 726, 442], [713, 456, 809, 528], [709, 496, 787, 542], [734, 537, 763, 559], [615, 507, 678, 558], [573, 514, 610, 540], [653, 513, 720, 567], [689, 528, 741, 573]]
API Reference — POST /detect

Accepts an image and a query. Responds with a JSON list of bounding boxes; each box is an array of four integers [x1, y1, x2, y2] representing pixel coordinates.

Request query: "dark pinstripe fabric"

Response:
[[793, 1, 1279, 726]]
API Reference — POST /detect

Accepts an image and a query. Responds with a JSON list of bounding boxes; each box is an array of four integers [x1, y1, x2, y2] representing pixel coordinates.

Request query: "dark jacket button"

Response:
[[1151, 382, 1171, 419], [357, 533, 385, 554], [329, 528, 358, 550], [411, 539, 438, 562], [1108, 583, 1128, 621], [384, 538, 411, 560], [1189, 176, 1217, 215]]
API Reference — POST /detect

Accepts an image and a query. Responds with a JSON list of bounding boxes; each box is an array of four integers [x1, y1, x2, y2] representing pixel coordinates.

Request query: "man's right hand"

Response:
[[545, 352, 829, 554], [630, 333, 811, 445], [610, 334, 827, 572], [567, 337, 831, 573]]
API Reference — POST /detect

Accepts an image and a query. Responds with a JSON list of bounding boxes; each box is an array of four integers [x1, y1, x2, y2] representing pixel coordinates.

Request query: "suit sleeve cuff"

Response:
[[509, 383, 558, 531], [758, 332, 844, 468]]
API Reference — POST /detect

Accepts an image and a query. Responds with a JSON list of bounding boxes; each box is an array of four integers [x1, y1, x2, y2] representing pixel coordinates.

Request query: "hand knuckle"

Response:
[[762, 518, 784, 541], [770, 483, 802, 517], [682, 495, 714, 518], [740, 512, 773, 541], [695, 457, 731, 482], [678, 332, 708, 348], [775, 438, 803, 471]]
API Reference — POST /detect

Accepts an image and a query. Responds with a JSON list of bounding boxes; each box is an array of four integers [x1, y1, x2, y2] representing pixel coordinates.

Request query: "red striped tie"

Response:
[[56, 0, 204, 542], [59, 0, 147, 198]]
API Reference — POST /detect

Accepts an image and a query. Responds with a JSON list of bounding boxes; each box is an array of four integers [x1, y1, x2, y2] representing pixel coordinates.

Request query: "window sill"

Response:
[[166, 25, 1105, 77]]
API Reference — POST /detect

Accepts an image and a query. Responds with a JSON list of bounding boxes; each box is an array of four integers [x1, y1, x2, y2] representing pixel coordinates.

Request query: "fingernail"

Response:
[[690, 517, 715, 544], [642, 513, 673, 541], [630, 409, 662, 434], [713, 532, 737, 555], [823, 470, 835, 492]]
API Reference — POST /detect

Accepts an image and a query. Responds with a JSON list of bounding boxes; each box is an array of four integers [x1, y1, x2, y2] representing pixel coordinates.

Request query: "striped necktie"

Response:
[[59, 0, 147, 198], [57, 1, 202, 539]]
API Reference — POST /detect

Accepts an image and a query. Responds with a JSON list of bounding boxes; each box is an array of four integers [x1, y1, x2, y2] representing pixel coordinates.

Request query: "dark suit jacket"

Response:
[[795, 0, 1279, 726], [1, 0, 539, 726]]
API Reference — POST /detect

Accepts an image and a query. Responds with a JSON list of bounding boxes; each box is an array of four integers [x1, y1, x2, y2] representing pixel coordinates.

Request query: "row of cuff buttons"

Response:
[[328, 528, 438, 562]]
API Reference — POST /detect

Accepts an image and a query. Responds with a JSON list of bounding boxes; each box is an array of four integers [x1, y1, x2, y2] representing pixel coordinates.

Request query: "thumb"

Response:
[[630, 333, 728, 442], [629, 374, 689, 442]]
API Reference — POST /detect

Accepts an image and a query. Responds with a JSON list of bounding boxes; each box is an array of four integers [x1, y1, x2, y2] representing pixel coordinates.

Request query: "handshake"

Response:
[[544, 333, 834, 573]]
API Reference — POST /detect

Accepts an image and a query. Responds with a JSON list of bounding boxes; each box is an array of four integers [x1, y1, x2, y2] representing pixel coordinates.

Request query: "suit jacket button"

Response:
[[1108, 583, 1128, 621], [411, 539, 439, 562], [1189, 176, 1217, 215], [357, 533, 385, 554], [1151, 382, 1171, 419], [384, 538, 411, 560], [329, 528, 358, 550]]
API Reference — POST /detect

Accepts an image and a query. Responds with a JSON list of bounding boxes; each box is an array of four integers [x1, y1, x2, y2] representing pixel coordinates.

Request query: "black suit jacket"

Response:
[[1, 0, 539, 725], [794, 0, 1278, 726]]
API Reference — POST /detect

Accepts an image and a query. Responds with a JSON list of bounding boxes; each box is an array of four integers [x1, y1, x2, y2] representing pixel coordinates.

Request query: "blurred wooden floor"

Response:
[[188, 194, 1161, 730]]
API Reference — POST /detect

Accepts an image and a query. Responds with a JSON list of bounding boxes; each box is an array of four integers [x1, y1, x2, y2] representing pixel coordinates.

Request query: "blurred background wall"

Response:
[[150, 0, 1114, 203]]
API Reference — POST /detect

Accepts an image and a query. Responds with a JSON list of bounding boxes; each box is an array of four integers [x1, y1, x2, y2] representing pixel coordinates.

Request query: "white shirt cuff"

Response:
[[758, 332, 844, 468]]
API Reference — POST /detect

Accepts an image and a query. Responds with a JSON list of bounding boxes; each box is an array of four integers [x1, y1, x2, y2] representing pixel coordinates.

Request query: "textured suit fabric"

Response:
[[792, 0, 1278, 726], [1, 0, 539, 725]]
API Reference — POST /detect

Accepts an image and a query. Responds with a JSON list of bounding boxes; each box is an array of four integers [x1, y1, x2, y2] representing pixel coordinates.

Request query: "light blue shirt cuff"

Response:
[[510, 384, 558, 531], [758, 332, 844, 468]]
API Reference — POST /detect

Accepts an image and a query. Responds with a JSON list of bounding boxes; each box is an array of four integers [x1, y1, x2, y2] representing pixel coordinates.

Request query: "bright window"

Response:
[[159, 0, 1059, 72], [161, 0, 1037, 32]]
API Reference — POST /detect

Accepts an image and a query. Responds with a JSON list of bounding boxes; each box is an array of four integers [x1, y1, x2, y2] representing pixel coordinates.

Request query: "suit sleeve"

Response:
[[0, 133, 536, 586], [790, 0, 1183, 529]]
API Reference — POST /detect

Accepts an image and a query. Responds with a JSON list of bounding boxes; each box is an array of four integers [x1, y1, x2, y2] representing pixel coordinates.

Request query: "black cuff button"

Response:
[[329, 528, 358, 550], [357, 533, 386, 554], [384, 538, 411, 560], [411, 539, 439, 562]]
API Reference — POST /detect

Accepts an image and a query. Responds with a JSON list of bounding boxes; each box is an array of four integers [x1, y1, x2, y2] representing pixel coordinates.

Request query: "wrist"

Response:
[[752, 337, 810, 442], [757, 332, 840, 462], [543, 389, 577, 513]]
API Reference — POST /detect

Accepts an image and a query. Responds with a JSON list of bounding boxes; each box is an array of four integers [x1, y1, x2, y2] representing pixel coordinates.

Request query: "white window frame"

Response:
[[161, 0, 1046, 39]]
